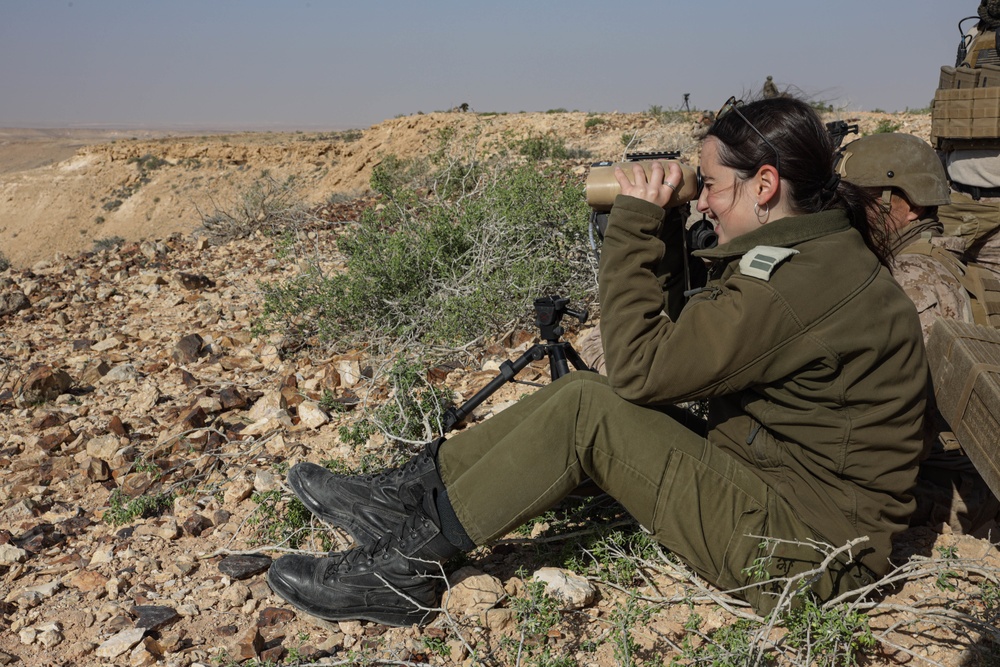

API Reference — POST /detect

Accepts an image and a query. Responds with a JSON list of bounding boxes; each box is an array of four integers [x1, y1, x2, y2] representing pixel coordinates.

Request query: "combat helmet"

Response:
[[837, 133, 951, 207]]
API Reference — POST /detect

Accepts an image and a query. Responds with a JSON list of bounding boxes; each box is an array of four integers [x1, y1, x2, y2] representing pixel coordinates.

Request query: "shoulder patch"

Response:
[[738, 245, 800, 281]]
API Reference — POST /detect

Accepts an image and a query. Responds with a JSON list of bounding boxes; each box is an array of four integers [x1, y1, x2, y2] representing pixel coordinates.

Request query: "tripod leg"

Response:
[[442, 344, 546, 432], [563, 343, 595, 373], [548, 345, 571, 380]]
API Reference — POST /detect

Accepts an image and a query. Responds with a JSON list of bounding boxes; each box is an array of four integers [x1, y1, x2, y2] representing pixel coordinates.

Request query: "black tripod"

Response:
[[442, 295, 592, 432]]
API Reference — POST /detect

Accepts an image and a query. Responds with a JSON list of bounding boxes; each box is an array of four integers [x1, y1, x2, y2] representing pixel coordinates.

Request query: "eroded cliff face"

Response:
[[0, 110, 932, 269]]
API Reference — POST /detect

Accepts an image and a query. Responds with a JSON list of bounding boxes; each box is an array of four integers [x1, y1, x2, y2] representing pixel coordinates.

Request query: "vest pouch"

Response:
[[956, 66, 982, 89], [980, 64, 1000, 88], [940, 65, 957, 90]]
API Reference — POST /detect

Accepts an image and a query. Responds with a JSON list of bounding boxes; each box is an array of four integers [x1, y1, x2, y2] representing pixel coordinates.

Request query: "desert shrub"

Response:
[[500, 571, 568, 666], [93, 236, 125, 252], [197, 172, 309, 242], [127, 153, 168, 171], [369, 154, 431, 197], [584, 116, 606, 129], [647, 104, 688, 124], [515, 134, 571, 160], [246, 489, 332, 550], [257, 136, 593, 357], [874, 118, 903, 134], [0, 251, 9, 272], [338, 357, 454, 447], [103, 490, 173, 526]]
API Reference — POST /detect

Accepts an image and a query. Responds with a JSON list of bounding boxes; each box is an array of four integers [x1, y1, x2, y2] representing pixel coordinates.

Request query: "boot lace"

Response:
[[323, 510, 432, 579]]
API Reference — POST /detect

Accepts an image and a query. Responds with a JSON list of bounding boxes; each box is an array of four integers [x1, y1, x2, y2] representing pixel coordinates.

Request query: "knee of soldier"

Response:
[[551, 370, 612, 400]]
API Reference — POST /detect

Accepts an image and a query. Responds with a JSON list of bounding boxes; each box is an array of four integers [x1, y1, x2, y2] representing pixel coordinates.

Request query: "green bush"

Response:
[[103, 490, 173, 526], [127, 153, 169, 171], [874, 118, 903, 134], [257, 139, 593, 355], [515, 134, 571, 160], [246, 489, 327, 550]]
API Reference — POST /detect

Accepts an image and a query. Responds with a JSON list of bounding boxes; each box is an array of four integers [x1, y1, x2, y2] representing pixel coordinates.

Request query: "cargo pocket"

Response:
[[652, 449, 769, 591]]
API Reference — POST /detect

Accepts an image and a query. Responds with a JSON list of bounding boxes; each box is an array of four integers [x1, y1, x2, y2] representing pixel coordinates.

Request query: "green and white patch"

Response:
[[739, 246, 800, 281]]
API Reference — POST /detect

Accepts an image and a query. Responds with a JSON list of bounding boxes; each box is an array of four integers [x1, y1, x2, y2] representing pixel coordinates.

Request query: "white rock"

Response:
[[101, 364, 140, 383], [8, 581, 62, 607], [86, 433, 120, 460], [223, 478, 254, 506], [247, 390, 286, 421], [532, 567, 596, 610], [91, 336, 123, 351], [128, 383, 160, 414], [0, 544, 27, 565], [297, 401, 329, 429], [95, 628, 146, 659]]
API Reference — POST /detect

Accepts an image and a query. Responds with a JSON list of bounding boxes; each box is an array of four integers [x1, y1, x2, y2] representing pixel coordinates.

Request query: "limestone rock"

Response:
[[444, 567, 505, 617], [531, 567, 596, 610], [296, 400, 329, 429], [95, 628, 146, 660]]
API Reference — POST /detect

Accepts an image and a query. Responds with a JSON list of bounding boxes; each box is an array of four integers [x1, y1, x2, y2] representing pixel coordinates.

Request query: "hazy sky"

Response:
[[0, 0, 977, 131]]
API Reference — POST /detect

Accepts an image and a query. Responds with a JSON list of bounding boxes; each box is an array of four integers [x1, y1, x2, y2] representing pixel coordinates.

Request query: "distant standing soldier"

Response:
[[762, 75, 779, 99], [839, 132, 1000, 537]]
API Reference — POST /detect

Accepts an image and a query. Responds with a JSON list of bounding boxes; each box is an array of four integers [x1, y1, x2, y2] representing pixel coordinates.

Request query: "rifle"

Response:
[[826, 120, 859, 150]]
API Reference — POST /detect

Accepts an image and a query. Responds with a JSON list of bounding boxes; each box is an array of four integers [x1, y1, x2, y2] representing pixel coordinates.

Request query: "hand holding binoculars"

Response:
[[586, 158, 702, 212]]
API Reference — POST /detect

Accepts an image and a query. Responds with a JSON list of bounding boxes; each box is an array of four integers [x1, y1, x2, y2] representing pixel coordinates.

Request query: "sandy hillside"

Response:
[[0, 110, 931, 269]]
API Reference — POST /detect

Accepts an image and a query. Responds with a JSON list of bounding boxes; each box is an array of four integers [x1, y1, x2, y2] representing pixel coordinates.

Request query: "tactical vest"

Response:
[[900, 237, 1000, 327], [932, 25, 1000, 150]]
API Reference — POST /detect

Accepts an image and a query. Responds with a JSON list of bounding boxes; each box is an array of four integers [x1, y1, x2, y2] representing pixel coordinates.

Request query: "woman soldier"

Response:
[[267, 96, 928, 625]]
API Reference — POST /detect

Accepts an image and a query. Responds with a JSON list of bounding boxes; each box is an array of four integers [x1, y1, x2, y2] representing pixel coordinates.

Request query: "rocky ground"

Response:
[[1, 108, 998, 667]]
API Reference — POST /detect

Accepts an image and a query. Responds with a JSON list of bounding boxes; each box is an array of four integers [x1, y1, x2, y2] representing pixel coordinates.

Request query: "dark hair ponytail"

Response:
[[707, 97, 892, 266]]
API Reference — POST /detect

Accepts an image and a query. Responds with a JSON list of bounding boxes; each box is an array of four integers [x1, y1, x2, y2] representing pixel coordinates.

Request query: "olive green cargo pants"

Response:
[[437, 372, 873, 614]]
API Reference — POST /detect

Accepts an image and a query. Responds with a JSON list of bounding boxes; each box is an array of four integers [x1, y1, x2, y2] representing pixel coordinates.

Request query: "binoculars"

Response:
[[585, 158, 702, 212]]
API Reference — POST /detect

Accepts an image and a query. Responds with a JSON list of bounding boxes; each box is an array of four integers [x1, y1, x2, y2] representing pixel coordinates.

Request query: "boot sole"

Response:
[[265, 567, 436, 627]]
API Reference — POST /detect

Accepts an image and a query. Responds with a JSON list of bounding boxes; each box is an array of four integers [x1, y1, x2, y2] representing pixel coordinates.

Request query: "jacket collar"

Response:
[[889, 216, 943, 255], [694, 209, 853, 260]]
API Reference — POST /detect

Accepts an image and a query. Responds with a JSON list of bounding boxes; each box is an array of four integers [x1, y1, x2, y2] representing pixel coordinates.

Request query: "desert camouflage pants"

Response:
[[436, 372, 874, 615]]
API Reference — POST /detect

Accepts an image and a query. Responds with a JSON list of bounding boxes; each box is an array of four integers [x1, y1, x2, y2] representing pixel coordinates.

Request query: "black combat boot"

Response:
[[287, 439, 442, 545], [267, 485, 461, 626]]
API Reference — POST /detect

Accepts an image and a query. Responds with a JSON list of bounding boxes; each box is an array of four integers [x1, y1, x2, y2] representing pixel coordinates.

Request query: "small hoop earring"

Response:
[[754, 201, 770, 225]]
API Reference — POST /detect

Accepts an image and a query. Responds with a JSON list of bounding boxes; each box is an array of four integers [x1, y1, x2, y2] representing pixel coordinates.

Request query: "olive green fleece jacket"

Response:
[[598, 195, 928, 575]]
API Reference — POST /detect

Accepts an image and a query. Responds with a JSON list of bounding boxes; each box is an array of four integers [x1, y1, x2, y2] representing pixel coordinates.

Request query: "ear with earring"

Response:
[[753, 201, 770, 225]]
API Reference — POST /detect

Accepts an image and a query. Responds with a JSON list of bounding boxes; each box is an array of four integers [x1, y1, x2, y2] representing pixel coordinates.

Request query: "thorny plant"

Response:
[[338, 357, 454, 450], [580, 527, 1000, 667], [501, 570, 573, 667], [196, 171, 315, 243]]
